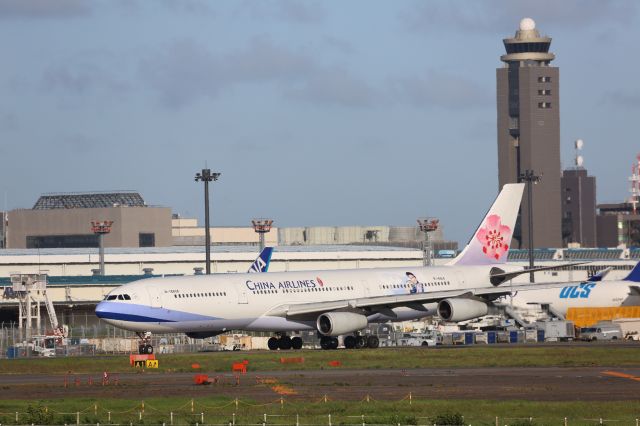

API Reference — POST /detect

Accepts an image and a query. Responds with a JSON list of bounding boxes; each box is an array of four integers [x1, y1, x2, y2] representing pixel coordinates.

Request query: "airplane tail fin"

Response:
[[448, 183, 525, 266], [623, 261, 640, 282], [248, 247, 274, 273]]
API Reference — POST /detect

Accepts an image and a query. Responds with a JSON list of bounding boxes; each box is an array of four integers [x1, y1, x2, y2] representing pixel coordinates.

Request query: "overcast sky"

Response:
[[1, 0, 638, 245]]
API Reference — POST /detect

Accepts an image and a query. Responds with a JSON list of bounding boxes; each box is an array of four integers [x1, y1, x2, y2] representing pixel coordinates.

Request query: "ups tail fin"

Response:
[[448, 183, 524, 266], [248, 247, 274, 273], [623, 261, 640, 282]]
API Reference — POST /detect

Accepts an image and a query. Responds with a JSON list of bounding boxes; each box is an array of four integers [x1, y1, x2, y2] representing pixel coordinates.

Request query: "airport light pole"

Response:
[[519, 169, 541, 283], [252, 218, 273, 252], [417, 217, 439, 266], [91, 220, 113, 276], [195, 169, 221, 275]]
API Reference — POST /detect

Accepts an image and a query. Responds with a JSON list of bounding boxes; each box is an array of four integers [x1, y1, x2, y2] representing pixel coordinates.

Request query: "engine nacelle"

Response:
[[186, 331, 225, 339], [437, 298, 489, 322], [316, 312, 368, 336]]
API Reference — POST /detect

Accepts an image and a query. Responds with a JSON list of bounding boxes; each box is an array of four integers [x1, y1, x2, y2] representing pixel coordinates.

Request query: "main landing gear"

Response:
[[137, 331, 154, 354], [267, 333, 303, 350], [343, 333, 379, 349], [318, 333, 380, 350], [319, 336, 339, 350]]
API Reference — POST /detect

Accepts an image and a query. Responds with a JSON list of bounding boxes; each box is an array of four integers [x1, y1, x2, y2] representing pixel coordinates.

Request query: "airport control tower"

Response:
[[497, 18, 562, 249]]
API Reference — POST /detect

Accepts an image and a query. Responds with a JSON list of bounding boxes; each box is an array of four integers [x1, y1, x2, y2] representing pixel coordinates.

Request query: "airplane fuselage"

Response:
[[96, 264, 511, 334], [505, 280, 640, 315]]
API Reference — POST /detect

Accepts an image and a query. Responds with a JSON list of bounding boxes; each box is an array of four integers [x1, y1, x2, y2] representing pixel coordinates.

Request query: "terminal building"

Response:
[[3, 192, 457, 251]]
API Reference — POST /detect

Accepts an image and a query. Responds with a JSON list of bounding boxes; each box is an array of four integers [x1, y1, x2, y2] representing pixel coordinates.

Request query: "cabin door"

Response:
[[238, 290, 248, 304]]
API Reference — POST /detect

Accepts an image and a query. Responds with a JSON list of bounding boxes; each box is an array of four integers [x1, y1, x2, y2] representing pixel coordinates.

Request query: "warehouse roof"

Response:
[[33, 191, 145, 210]]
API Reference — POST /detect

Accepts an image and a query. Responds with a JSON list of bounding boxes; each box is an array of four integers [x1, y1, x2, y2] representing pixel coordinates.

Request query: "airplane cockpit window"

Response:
[[105, 294, 130, 301]]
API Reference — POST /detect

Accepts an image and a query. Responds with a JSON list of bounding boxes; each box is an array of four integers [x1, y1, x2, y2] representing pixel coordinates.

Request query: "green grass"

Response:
[[0, 397, 638, 425], [2, 345, 640, 375], [2, 346, 640, 424]]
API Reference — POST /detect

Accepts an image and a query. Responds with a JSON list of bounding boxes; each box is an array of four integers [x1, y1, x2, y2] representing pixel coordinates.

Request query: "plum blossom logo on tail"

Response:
[[476, 214, 511, 260]]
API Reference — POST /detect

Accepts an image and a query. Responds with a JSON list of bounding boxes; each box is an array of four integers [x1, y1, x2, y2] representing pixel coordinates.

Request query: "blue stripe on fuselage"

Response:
[[95, 302, 221, 323]]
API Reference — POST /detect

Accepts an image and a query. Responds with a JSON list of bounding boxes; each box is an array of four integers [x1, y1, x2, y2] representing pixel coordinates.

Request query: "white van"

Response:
[[579, 323, 623, 341]]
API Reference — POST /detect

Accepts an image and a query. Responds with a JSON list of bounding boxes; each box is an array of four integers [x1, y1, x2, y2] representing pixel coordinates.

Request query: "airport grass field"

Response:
[[1, 344, 639, 374], [1, 397, 639, 426], [2, 345, 640, 425]]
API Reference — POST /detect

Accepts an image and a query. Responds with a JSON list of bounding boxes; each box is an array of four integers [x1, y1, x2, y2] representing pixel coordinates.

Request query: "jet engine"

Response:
[[316, 312, 368, 336], [437, 298, 489, 322]]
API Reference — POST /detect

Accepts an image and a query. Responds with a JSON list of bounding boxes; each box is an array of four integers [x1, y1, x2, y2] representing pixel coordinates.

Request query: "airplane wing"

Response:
[[267, 281, 575, 318], [588, 267, 612, 281], [488, 262, 587, 285]]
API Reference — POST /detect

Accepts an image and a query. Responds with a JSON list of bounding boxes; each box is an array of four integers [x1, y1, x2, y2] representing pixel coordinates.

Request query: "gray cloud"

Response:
[[140, 37, 377, 109], [603, 90, 640, 109], [322, 36, 356, 55], [277, 0, 325, 23], [285, 67, 380, 107], [64, 133, 99, 155], [391, 70, 490, 109], [0, 0, 90, 19], [401, 0, 636, 34], [158, 0, 214, 16], [0, 112, 18, 132], [224, 38, 316, 82], [139, 40, 224, 107], [41, 60, 129, 95], [233, 0, 325, 23]]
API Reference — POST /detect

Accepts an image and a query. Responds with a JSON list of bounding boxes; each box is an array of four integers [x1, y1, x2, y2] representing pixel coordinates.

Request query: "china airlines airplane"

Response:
[[96, 183, 579, 353]]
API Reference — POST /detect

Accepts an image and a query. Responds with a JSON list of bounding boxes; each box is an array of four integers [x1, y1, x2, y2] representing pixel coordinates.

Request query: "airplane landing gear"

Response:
[[267, 334, 303, 350], [137, 331, 153, 354], [320, 336, 339, 350], [343, 333, 379, 349]]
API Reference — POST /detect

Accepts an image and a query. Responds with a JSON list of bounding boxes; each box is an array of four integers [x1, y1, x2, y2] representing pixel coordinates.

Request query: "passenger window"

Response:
[[124, 294, 131, 300]]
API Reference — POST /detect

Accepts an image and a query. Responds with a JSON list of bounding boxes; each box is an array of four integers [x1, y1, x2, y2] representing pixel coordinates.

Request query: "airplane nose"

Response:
[[95, 301, 114, 323]]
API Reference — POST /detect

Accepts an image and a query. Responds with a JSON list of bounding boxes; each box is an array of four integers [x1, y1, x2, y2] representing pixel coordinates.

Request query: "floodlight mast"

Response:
[[195, 169, 221, 275], [251, 218, 274, 251], [519, 169, 541, 283], [417, 218, 439, 266], [91, 220, 113, 276]]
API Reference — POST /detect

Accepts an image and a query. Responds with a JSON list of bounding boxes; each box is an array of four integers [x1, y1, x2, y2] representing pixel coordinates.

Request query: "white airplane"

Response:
[[96, 183, 578, 353], [501, 263, 640, 320]]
